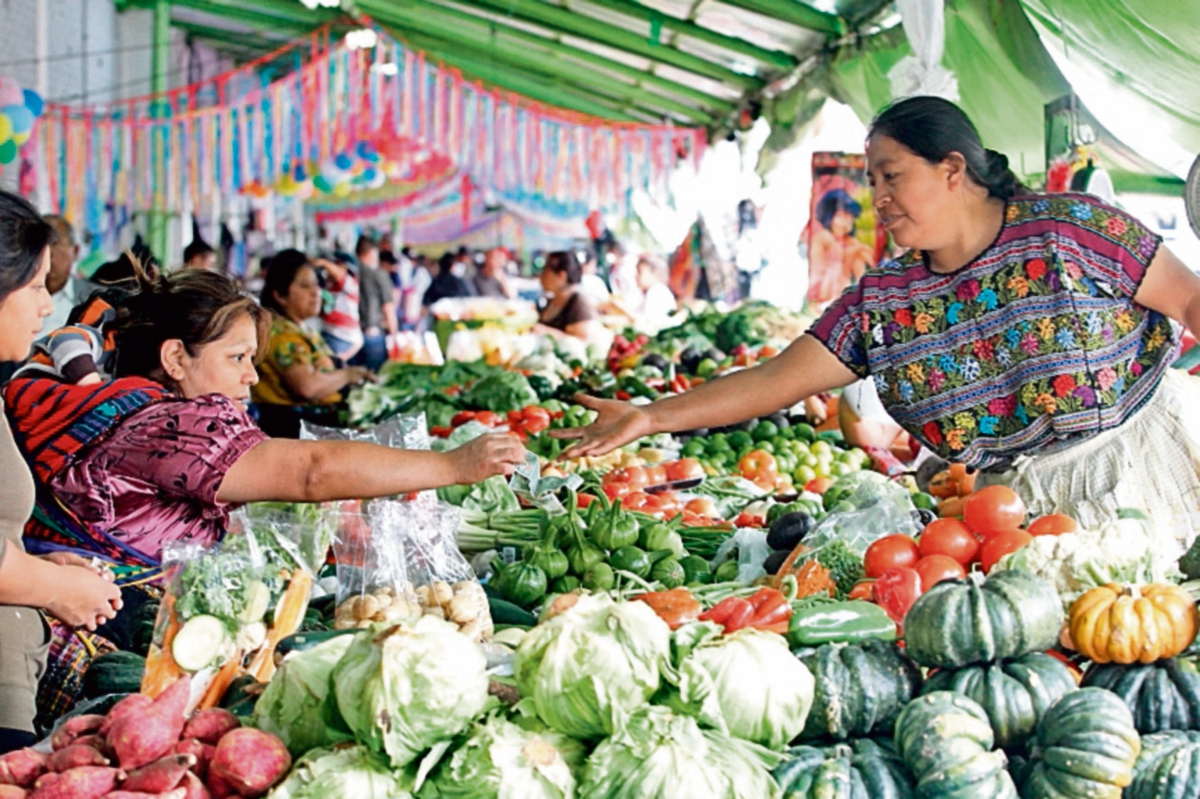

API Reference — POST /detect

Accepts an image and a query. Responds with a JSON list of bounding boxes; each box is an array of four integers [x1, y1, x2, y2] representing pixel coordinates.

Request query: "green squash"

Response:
[[796, 640, 922, 742], [81, 650, 146, 699], [1126, 730, 1200, 799], [903, 570, 1063, 669], [1081, 658, 1200, 734], [774, 738, 914, 799], [921, 653, 1077, 750], [1023, 688, 1141, 799], [495, 560, 548, 608], [893, 691, 1018, 798]]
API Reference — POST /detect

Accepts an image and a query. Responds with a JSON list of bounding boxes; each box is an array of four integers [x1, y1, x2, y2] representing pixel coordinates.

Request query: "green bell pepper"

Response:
[[497, 561, 548, 608], [785, 600, 897, 649], [591, 501, 639, 551], [582, 562, 615, 591]]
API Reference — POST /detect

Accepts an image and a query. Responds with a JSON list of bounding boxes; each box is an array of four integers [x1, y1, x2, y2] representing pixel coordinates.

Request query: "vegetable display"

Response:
[[893, 691, 1017, 798], [1127, 730, 1200, 799], [1081, 658, 1200, 734], [772, 739, 914, 799]]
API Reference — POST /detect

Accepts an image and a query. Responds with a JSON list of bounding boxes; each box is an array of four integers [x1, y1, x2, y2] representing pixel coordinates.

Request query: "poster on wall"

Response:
[[803, 152, 886, 309]]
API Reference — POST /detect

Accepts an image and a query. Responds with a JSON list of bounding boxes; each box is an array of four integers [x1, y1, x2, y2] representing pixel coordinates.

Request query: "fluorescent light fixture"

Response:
[[345, 29, 378, 50], [372, 62, 399, 76], [298, 0, 340, 9]]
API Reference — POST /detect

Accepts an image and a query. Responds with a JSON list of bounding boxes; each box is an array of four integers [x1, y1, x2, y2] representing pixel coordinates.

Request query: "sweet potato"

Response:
[[109, 677, 191, 770], [100, 694, 153, 738], [104, 790, 187, 799], [173, 741, 213, 780], [69, 735, 109, 757], [209, 728, 290, 799], [0, 786, 26, 799], [179, 772, 210, 799], [123, 754, 195, 793], [0, 749, 46, 787], [181, 710, 239, 746], [49, 715, 105, 751], [28, 766, 123, 799], [204, 771, 236, 799], [45, 744, 108, 773]]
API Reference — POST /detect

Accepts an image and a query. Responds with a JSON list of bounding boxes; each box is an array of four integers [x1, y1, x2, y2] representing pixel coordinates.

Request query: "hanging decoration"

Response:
[[0, 77, 45, 165], [29, 23, 703, 236]]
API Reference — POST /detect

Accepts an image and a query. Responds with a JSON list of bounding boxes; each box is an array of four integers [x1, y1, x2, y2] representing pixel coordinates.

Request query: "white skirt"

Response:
[[980, 368, 1200, 558]]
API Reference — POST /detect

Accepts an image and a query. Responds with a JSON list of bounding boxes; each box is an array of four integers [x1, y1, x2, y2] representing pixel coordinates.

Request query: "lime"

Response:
[[756, 441, 775, 454], [728, 431, 753, 450], [708, 433, 728, 449], [794, 423, 816, 442], [752, 421, 778, 442], [803, 453, 820, 469], [811, 440, 833, 458], [682, 440, 705, 458], [710, 453, 730, 469], [794, 465, 817, 485], [779, 426, 796, 440], [831, 462, 855, 478], [696, 358, 719, 378]]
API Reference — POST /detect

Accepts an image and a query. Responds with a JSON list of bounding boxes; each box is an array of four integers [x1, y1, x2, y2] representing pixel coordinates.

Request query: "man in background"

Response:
[[43, 215, 80, 331], [183, 239, 217, 271], [354, 236, 399, 372], [473, 248, 514, 299]]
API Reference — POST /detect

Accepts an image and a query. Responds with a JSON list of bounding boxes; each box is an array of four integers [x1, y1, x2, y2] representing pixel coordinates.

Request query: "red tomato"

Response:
[[980, 529, 1033, 573], [654, 491, 682, 512], [685, 498, 719, 518], [576, 493, 598, 509], [602, 482, 632, 502], [644, 465, 668, 487], [451, 411, 478, 427], [963, 486, 1027, 535], [1027, 513, 1078, 537], [604, 466, 649, 490], [804, 476, 836, 495], [863, 535, 920, 579], [621, 491, 655, 511], [521, 406, 552, 432], [914, 555, 967, 591], [473, 410, 501, 427], [871, 567, 922, 625], [664, 458, 705, 482], [848, 580, 874, 600], [918, 519, 979, 565], [738, 450, 779, 483]]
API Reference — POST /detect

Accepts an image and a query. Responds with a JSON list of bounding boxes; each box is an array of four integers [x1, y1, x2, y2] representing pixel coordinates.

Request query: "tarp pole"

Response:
[[148, 0, 171, 264]]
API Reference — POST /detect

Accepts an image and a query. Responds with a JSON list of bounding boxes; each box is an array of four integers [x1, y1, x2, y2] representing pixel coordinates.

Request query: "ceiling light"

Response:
[[345, 29, 378, 50]]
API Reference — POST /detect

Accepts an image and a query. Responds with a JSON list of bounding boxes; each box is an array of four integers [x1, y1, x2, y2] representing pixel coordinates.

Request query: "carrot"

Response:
[[771, 542, 810, 590], [246, 569, 313, 683], [791, 560, 837, 599], [197, 653, 243, 712], [140, 596, 183, 698]]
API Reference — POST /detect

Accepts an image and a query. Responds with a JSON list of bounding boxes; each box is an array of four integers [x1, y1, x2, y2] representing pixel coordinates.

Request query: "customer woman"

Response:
[[253, 249, 373, 438], [0, 191, 121, 749], [4, 265, 525, 724], [533, 251, 605, 345], [556, 95, 1200, 552]]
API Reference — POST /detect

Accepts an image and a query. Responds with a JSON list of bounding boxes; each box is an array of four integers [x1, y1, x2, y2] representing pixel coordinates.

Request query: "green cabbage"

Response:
[[514, 595, 671, 739], [334, 617, 491, 768], [267, 744, 413, 799], [254, 634, 356, 757], [578, 706, 782, 799], [421, 710, 586, 799], [665, 623, 814, 750]]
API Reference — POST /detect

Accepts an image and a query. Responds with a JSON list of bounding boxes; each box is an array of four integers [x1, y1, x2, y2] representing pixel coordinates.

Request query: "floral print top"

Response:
[[252, 314, 341, 407], [810, 194, 1173, 469]]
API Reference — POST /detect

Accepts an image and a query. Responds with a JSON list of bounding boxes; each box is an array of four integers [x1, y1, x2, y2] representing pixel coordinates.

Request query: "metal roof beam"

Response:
[[718, 0, 845, 36], [358, 0, 734, 113], [575, 0, 797, 70], [426, 0, 761, 89]]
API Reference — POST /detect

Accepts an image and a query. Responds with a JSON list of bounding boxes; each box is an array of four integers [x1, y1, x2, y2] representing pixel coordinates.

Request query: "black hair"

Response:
[[183, 238, 215, 263], [869, 96, 1028, 199], [815, 189, 863, 230], [544, 251, 582, 285], [259, 249, 314, 316], [438, 252, 455, 273], [111, 260, 269, 391], [354, 235, 378, 258], [0, 190, 54, 303], [379, 250, 398, 266]]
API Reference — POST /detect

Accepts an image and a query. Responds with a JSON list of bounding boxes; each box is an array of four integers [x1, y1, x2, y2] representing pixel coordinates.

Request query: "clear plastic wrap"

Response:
[[141, 505, 334, 700], [802, 478, 921, 555]]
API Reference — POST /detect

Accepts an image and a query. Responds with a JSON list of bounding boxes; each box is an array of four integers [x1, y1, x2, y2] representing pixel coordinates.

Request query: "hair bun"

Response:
[[984, 149, 1009, 176]]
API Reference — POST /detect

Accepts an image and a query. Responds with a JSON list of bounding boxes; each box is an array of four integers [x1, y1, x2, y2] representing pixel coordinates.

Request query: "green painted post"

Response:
[[148, 0, 171, 265]]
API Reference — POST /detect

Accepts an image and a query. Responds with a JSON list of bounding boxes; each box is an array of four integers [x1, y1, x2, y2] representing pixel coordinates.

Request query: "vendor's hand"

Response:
[[41, 552, 114, 581], [449, 433, 527, 483], [550, 394, 654, 459], [344, 366, 374, 387], [531, 323, 563, 340], [45, 566, 122, 631]]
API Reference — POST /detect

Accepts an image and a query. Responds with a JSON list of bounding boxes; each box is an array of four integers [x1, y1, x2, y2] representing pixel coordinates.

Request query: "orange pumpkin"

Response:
[[1068, 583, 1199, 664]]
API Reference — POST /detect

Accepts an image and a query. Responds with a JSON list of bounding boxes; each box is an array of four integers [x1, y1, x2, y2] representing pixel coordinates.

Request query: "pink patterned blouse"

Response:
[[49, 394, 268, 560]]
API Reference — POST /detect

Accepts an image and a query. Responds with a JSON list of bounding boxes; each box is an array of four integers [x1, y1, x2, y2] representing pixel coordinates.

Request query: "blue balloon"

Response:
[[361, 167, 378, 182], [293, 164, 307, 182], [334, 152, 353, 171], [1, 105, 32, 134], [22, 89, 43, 118]]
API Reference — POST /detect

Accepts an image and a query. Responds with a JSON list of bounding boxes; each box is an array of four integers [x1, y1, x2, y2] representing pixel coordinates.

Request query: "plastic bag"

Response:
[[712, 528, 772, 584], [331, 499, 492, 643], [802, 479, 920, 556], [141, 505, 333, 701]]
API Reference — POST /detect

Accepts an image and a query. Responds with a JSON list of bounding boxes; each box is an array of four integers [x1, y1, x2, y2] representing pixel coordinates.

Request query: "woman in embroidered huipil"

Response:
[[556, 96, 1200, 550]]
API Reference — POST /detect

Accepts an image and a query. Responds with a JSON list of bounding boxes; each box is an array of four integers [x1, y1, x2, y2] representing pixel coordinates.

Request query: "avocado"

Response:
[[763, 549, 790, 575], [642, 353, 669, 372], [679, 347, 702, 373]]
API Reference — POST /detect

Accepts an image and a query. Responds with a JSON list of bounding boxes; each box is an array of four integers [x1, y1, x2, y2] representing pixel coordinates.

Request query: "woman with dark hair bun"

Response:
[[555, 96, 1200, 555], [253, 249, 373, 438], [4, 259, 525, 725], [0, 190, 121, 750], [534, 251, 604, 344]]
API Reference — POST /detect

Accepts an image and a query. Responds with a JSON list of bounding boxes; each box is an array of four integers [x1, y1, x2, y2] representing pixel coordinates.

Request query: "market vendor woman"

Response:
[[558, 96, 1200, 550]]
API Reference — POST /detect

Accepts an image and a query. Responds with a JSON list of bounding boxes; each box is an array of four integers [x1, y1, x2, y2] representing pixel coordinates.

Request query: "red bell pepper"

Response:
[[633, 588, 702, 630], [872, 567, 923, 628], [745, 587, 792, 634], [451, 411, 478, 427]]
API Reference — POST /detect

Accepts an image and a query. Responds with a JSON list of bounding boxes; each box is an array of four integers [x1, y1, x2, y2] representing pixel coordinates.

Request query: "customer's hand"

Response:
[[45, 566, 122, 631], [448, 433, 527, 484], [41, 552, 115, 581], [551, 394, 655, 459]]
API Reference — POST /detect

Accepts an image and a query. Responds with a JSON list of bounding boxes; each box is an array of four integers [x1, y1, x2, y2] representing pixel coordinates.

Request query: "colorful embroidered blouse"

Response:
[[810, 194, 1174, 469]]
